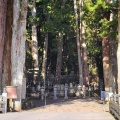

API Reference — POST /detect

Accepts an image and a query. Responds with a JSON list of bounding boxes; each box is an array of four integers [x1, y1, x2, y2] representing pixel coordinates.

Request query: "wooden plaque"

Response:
[[6, 86, 17, 99]]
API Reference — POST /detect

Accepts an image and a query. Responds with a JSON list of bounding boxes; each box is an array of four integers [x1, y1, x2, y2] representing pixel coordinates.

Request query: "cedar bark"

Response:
[[79, 0, 89, 86], [41, 33, 48, 87], [0, 0, 7, 93], [56, 32, 63, 83], [74, 0, 83, 86], [117, 0, 120, 94], [31, 0, 39, 71], [102, 36, 110, 91], [81, 26, 89, 86], [55, 0, 65, 84], [109, 38, 117, 93], [11, 0, 28, 111], [2, 0, 13, 88], [109, 1, 118, 93]]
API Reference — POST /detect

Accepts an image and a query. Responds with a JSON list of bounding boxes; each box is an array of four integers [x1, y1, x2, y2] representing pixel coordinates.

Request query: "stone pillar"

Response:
[[31, 87, 35, 92], [82, 85, 86, 98], [53, 85, 57, 100], [57, 84, 60, 96], [64, 84, 68, 99], [60, 84, 64, 96], [69, 83, 74, 95], [36, 83, 41, 92], [109, 87, 112, 93], [2, 92, 7, 113], [88, 86, 91, 97], [77, 85, 81, 97], [41, 87, 44, 100]]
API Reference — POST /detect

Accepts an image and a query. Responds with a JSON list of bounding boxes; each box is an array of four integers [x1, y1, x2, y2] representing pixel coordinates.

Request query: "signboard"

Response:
[[101, 91, 105, 100], [6, 86, 17, 99]]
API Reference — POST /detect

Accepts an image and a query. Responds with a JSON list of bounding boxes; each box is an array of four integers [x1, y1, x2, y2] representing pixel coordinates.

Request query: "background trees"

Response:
[[25, 0, 119, 93], [83, 0, 118, 92]]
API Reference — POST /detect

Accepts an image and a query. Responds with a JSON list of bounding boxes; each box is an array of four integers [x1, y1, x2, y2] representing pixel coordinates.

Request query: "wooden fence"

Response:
[[0, 93, 7, 113], [109, 94, 120, 120]]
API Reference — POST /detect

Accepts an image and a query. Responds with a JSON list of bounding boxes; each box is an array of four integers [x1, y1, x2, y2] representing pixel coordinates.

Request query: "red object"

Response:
[[6, 86, 17, 99]]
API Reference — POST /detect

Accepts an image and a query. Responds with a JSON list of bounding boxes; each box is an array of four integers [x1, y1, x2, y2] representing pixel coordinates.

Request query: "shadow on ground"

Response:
[[21, 96, 103, 111]]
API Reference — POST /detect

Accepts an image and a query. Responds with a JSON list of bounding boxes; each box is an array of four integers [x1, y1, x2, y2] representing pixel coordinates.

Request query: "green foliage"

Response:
[[83, 0, 118, 78], [84, 0, 118, 38], [25, 0, 118, 79], [25, 50, 33, 70]]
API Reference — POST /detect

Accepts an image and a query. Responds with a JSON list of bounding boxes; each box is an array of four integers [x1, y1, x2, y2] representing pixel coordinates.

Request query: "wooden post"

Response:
[[6, 86, 17, 111], [118, 95, 120, 115]]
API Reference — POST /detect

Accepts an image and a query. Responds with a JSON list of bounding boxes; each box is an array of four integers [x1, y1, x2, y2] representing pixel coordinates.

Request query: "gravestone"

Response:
[[64, 84, 68, 99], [53, 85, 57, 99], [36, 83, 41, 92], [82, 85, 86, 98], [57, 84, 60, 90], [60, 84, 64, 96], [69, 83, 75, 96], [22, 77, 26, 99], [57, 84, 60, 95], [41, 87, 44, 100], [76, 85, 81, 97]]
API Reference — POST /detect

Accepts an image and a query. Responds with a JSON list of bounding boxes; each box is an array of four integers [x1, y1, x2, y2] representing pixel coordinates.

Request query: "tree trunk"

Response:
[[74, 0, 83, 86], [11, 0, 28, 111], [56, 32, 63, 84], [81, 24, 89, 86], [31, 0, 39, 71], [109, 39, 117, 93], [30, 0, 39, 84], [102, 36, 110, 91], [41, 33, 48, 87], [117, 0, 120, 94], [55, 0, 65, 84], [109, 1, 118, 93], [0, 0, 7, 93], [79, 0, 89, 86], [2, 0, 13, 89]]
